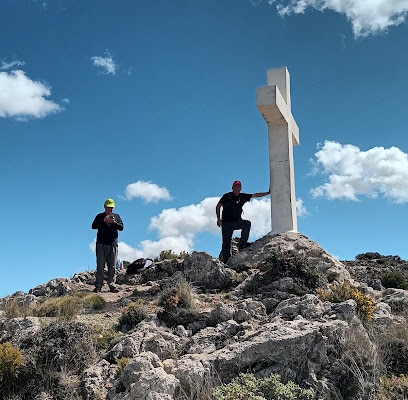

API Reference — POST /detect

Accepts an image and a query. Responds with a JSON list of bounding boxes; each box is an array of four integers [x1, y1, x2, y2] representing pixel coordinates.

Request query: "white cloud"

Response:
[[268, 0, 408, 37], [116, 236, 193, 262], [91, 50, 116, 75], [94, 190, 307, 262], [0, 70, 61, 119], [310, 140, 408, 203], [123, 181, 172, 203], [149, 197, 220, 237], [1, 60, 25, 70], [123, 197, 273, 260], [296, 198, 308, 216]]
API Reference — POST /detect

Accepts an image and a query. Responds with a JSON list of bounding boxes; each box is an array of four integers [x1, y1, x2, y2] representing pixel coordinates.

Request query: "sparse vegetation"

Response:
[[117, 299, 148, 331], [379, 374, 408, 399], [32, 295, 83, 319], [0, 321, 97, 399], [159, 279, 196, 311], [2, 299, 32, 319], [381, 272, 408, 290], [157, 278, 200, 327], [355, 252, 383, 260], [1, 292, 106, 321], [328, 327, 382, 399], [376, 322, 408, 376], [92, 326, 121, 351], [0, 342, 25, 394], [154, 249, 189, 261], [2, 245, 408, 399], [29, 321, 95, 398], [114, 356, 130, 378], [317, 280, 376, 319], [212, 373, 315, 400], [80, 293, 106, 310]]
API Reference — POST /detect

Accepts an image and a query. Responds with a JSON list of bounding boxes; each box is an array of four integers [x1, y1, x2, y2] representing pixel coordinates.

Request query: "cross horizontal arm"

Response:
[[256, 85, 299, 146]]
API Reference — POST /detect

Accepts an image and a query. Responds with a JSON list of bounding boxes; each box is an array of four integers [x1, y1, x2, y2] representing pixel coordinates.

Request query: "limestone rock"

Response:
[[2, 231, 407, 400]]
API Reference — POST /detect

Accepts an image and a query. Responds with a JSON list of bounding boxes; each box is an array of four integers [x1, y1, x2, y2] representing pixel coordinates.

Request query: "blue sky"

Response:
[[1, 0, 408, 296]]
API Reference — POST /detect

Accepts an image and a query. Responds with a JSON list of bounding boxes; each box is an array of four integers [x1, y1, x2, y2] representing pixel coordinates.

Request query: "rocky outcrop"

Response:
[[1, 232, 407, 400]]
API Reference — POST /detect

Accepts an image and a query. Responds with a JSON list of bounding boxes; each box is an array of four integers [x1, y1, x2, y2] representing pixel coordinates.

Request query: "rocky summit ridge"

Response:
[[1, 231, 408, 400]]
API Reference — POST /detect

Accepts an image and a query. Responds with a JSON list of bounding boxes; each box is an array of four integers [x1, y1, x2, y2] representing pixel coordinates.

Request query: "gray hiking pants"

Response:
[[95, 243, 117, 288]]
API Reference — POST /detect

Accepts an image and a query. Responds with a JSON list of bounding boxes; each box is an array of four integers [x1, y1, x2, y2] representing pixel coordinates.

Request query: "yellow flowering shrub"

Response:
[[317, 281, 376, 319]]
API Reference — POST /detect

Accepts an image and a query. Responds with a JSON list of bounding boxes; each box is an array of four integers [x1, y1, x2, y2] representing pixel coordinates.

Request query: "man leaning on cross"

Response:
[[216, 180, 270, 263]]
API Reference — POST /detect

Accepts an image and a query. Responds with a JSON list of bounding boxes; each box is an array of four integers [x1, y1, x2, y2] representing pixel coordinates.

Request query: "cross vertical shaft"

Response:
[[256, 67, 299, 233]]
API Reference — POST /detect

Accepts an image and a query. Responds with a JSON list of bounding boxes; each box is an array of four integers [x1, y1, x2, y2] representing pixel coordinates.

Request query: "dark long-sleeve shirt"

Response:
[[92, 212, 124, 246], [218, 192, 252, 222]]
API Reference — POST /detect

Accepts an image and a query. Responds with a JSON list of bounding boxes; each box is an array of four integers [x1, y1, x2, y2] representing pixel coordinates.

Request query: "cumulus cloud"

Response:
[[0, 70, 62, 119], [123, 181, 172, 203], [94, 192, 307, 261], [91, 50, 116, 75], [296, 198, 308, 217], [268, 0, 408, 37], [149, 197, 220, 237], [310, 140, 408, 203], [93, 178, 308, 261], [119, 197, 271, 259]]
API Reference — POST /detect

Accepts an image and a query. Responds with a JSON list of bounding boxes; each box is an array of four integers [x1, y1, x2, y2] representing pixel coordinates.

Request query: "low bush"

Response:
[[0, 342, 25, 381], [212, 373, 315, 400], [379, 374, 408, 399], [154, 249, 189, 261], [92, 326, 120, 350], [317, 280, 376, 319], [15, 321, 97, 399], [1, 300, 32, 319], [157, 279, 200, 327], [33, 295, 82, 319], [117, 299, 148, 332], [159, 279, 196, 311], [81, 293, 106, 311], [381, 272, 408, 290], [114, 356, 130, 378]]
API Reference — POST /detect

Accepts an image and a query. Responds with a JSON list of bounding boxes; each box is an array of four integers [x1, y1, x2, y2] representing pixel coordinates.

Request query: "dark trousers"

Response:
[[221, 219, 251, 262], [95, 243, 117, 288]]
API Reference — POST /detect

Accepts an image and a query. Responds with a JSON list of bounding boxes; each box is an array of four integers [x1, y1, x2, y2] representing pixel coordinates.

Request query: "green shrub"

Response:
[[114, 356, 130, 378], [81, 293, 106, 310], [355, 252, 382, 260], [33, 295, 82, 319], [117, 299, 147, 331], [0, 342, 26, 398], [212, 373, 315, 400], [15, 321, 97, 399], [0, 342, 25, 381], [381, 272, 408, 290], [317, 281, 376, 319], [158, 279, 196, 311], [379, 374, 408, 399], [93, 327, 120, 350], [157, 279, 200, 327], [154, 249, 189, 261], [1, 300, 32, 319]]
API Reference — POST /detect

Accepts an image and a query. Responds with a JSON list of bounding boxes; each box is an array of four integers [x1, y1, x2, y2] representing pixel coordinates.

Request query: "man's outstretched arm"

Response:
[[252, 188, 270, 198]]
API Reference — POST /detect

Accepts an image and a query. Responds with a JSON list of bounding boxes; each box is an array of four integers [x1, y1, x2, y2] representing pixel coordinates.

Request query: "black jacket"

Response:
[[92, 212, 124, 246]]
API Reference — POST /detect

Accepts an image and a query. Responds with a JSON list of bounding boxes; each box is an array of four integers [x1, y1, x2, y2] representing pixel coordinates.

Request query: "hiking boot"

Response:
[[218, 251, 230, 263], [238, 241, 251, 250], [109, 286, 119, 293], [93, 287, 101, 293]]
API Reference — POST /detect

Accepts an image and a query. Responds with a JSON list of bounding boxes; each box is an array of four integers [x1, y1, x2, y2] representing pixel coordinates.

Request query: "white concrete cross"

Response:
[[256, 67, 299, 233]]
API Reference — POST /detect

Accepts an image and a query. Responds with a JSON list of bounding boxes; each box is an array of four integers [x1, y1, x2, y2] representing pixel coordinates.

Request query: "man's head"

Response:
[[104, 198, 115, 214], [232, 180, 242, 195]]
